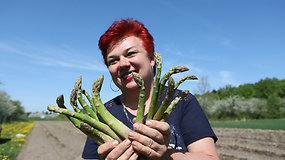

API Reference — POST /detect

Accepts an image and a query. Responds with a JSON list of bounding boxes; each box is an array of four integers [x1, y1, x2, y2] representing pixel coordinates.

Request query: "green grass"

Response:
[[0, 121, 35, 160], [210, 118, 285, 130]]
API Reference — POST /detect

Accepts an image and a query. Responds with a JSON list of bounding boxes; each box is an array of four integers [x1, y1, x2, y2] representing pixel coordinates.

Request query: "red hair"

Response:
[[99, 18, 154, 65]]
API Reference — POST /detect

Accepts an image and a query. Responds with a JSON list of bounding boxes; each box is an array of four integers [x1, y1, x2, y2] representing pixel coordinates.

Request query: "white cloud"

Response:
[[0, 41, 107, 72], [0, 42, 26, 56]]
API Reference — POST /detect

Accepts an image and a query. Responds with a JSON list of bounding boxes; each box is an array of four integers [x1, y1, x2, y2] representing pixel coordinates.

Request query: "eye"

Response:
[[127, 51, 137, 57], [108, 58, 119, 66]]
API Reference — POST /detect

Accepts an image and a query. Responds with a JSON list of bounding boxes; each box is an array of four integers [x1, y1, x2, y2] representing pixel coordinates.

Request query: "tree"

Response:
[[279, 79, 285, 97], [267, 93, 282, 118], [0, 91, 17, 123], [216, 85, 237, 99], [6, 100, 26, 121], [237, 83, 255, 99], [0, 89, 26, 122], [254, 77, 280, 99], [196, 75, 211, 95], [196, 93, 216, 118]]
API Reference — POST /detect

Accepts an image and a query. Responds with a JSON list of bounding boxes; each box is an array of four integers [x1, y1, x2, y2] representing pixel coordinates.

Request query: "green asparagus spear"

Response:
[[92, 75, 104, 101], [81, 89, 98, 120], [77, 90, 98, 120], [70, 89, 81, 113], [56, 95, 110, 144], [70, 76, 83, 113], [153, 76, 175, 121], [80, 123, 114, 145], [160, 90, 189, 122], [92, 96, 131, 139], [132, 72, 146, 123], [91, 76, 132, 140], [174, 75, 198, 91], [147, 52, 162, 120], [74, 76, 82, 90], [47, 104, 122, 141], [154, 65, 189, 114]]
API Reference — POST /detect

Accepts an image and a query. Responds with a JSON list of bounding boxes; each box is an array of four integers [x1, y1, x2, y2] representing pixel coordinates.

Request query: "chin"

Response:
[[123, 82, 139, 91]]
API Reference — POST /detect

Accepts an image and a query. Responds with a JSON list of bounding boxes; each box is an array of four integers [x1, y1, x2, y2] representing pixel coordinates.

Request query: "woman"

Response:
[[82, 18, 219, 160]]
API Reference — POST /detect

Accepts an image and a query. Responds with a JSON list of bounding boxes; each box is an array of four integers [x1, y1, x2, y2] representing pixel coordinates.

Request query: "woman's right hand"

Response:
[[98, 139, 138, 160]]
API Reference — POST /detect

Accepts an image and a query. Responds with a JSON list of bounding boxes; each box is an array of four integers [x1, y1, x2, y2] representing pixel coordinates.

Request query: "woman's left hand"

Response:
[[128, 120, 170, 160]]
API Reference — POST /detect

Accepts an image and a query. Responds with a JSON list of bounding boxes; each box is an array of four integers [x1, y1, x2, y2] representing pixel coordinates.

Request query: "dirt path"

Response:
[[16, 121, 86, 160], [17, 121, 285, 160]]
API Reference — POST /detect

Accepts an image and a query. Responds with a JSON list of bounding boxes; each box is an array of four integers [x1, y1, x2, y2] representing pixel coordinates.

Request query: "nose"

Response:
[[119, 56, 130, 68]]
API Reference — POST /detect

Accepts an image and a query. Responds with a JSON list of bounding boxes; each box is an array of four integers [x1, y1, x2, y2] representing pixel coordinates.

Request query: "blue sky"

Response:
[[0, 0, 284, 112]]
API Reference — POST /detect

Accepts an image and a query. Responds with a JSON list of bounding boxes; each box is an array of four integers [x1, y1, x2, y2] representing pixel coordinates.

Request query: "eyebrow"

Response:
[[107, 46, 135, 59]]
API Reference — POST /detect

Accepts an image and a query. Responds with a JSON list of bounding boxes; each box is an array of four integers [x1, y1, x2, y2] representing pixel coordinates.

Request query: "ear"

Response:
[[149, 53, 155, 67]]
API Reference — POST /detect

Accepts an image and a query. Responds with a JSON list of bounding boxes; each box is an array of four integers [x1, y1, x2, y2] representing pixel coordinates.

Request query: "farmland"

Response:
[[215, 128, 285, 160], [1, 120, 284, 160]]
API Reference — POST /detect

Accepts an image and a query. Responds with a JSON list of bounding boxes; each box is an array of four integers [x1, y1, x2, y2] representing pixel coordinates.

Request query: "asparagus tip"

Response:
[[132, 72, 143, 87], [56, 94, 65, 108], [176, 65, 189, 72], [74, 75, 82, 90], [47, 104, 56, 111]]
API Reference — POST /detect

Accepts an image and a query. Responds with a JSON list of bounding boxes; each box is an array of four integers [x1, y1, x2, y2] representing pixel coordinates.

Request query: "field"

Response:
[[212, 119, 285, 159], [0, 121, 35, 160], [1, 120, 285, 160], [214, 128, 285, 160], [211, 119, 285, 130]]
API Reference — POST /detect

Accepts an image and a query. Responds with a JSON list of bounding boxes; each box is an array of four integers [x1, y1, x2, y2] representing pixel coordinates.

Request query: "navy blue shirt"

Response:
[[82, 89, 217, 159]]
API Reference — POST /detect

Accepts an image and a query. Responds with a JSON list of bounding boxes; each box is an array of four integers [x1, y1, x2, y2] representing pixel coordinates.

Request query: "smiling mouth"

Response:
[[122, 72, 134, 81]]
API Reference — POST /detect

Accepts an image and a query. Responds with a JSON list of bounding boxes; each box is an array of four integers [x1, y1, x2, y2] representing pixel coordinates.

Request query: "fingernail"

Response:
[[112, 140, 119, 146], [128, 145, 134, 152], [133, 152, 138, 158], [146, 120, 152, 126], [132, 141, 138, 147], [133, 123, 139, 130], [125, 139, 131, 146], [128, 131, 135, 138]]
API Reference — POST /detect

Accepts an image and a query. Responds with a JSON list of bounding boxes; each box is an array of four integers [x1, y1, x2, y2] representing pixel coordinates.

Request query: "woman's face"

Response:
[[106, 36, 155, 93]]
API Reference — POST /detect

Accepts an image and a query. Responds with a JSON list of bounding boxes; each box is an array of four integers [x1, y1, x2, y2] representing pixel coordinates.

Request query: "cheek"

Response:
[[108, 66, 117, 77], [132, 57, 139, 63]]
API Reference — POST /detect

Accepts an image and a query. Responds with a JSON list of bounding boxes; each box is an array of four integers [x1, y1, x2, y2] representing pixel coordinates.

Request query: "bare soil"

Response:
[[16, 121, 86, 160], [214, 128, 285, 160], [16, 121, 285, 160]]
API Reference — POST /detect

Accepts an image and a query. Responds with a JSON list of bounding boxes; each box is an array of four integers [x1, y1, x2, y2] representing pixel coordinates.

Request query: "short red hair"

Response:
[[99, 18, 154, 65]]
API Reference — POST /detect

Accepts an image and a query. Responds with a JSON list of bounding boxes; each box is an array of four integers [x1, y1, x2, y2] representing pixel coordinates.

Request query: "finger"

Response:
[[98, 140, 119, 158], [105, 139, 132, 160], [131, 140, 160, 158], [132, 117, 136, 123], [129, 152, 139, 160], [132, 123, 165, 144], [117, 146, 135, 160], [128, 130, 160, 151], [145, 120, 170, 136]]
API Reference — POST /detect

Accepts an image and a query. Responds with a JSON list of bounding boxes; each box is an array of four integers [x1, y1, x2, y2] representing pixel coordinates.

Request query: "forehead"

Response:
[[107, 36, 143, 56]]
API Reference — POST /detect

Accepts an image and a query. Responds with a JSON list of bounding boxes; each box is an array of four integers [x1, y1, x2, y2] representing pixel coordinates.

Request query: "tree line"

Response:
[[196, 77, 285, 120], [1, 77, 284, 122], [0, 88, 26, 123]]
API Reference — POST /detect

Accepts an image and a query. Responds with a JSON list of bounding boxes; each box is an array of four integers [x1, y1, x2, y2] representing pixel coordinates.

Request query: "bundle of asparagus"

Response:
[[47, 52, 197, 144]]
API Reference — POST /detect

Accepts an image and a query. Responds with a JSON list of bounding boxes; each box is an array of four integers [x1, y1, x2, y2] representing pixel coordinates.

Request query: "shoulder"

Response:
[[172, 89, 198, 110], [104, 95, 125, 116], [104, 95, 121, 108]]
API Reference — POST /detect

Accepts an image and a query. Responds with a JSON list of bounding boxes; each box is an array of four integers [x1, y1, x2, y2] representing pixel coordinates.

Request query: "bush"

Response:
[[0, 90, 26, 123], [198, 96, 268, 120], [267, 93, 282, 118]]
